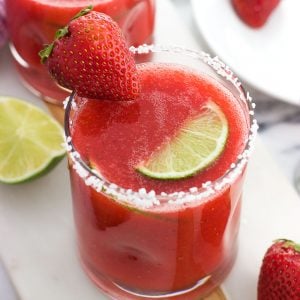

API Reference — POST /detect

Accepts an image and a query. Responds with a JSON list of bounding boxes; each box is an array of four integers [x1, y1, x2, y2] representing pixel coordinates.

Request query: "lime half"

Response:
[[137, 101, 228, 180], [0, 97, 66, 184]]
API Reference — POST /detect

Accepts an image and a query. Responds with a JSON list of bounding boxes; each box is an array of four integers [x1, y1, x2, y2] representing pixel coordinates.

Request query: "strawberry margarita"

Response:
[[65, 46, 257, 299], [5, 0, 155, 103]]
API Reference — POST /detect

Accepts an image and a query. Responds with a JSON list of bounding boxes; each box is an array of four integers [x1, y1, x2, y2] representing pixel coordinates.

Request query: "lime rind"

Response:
[[0, 97, 66, 184], [137, 101, 228, 180], [0, 154, 65, 184]]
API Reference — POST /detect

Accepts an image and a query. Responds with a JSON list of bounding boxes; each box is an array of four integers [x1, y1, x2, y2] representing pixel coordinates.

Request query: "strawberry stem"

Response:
[[39, 5, 93, 64]]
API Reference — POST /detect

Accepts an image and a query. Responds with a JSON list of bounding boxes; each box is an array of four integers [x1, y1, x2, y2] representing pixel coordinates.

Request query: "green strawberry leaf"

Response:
[[39, 43, 54, 63], [71, 5, 93, 21], [274, 239, 300, 253], [39, 5, 94, 64]]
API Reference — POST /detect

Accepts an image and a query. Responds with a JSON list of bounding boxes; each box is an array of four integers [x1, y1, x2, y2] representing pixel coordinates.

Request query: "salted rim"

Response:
[[64, 44, 258, 209]]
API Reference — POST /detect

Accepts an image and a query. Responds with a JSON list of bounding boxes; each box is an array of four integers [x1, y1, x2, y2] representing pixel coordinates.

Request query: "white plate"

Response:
[[191, 0, 300, 105]]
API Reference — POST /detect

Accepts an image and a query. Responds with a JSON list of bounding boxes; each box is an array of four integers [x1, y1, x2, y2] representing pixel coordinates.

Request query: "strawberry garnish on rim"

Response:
[[258, 239, 300, 300], [39, 6, 140, 101]]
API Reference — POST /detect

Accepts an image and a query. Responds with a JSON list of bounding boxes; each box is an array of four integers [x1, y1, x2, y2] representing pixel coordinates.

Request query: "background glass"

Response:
[[5, 0, 155, 105]]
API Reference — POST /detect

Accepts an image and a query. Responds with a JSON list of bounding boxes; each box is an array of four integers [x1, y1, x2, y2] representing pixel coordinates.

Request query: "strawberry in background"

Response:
[[0, 0, 7, 49], [258, 239, 300, 299], [232, 0, 280, 28]]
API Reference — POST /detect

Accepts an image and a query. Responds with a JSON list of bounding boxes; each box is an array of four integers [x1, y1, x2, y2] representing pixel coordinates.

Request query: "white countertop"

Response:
[[1, 1, 300, 299]]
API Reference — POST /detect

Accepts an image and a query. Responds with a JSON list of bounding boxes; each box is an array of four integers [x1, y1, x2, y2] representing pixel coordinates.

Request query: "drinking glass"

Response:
[[64, 45, 257, 299], [5, 0, 155, 106]]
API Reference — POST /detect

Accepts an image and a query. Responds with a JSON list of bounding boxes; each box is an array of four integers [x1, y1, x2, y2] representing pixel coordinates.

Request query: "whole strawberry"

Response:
[[258, 239, 300, 300], [39, 6, 139, 101], [232, 0, 280, 28]]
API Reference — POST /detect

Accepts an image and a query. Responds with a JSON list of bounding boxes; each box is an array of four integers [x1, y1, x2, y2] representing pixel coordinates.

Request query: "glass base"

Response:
[[79, 248, 237, 300], [10, 43, 70, 105], [21, 76, 65, 124], [9, 43, 67, 124]]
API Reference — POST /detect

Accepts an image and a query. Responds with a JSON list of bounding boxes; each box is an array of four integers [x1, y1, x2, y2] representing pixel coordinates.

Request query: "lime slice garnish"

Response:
[[0, 97, 66, 184], [136, 100, 228, 180]]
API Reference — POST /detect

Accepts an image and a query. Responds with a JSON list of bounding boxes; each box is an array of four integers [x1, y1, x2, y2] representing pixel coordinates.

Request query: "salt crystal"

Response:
[[189, 187, 198, 193]]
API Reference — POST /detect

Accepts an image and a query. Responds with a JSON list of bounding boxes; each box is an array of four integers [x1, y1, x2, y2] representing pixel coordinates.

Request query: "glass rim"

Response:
[[64, 44, 258, 209]]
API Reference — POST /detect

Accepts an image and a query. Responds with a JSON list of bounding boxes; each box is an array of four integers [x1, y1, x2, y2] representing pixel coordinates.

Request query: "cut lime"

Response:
[[137, 101, 228, 180], [0, 96, 66, 184]]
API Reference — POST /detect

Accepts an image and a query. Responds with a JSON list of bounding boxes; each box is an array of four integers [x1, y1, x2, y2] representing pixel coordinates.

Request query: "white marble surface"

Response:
[[1, 1, 300, 299], [172, 0, 300, 191]]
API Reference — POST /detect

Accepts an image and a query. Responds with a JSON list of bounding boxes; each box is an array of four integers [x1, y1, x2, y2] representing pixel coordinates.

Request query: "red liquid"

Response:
[[5, 0, 155, 103], [69, 63, 249, 299]]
